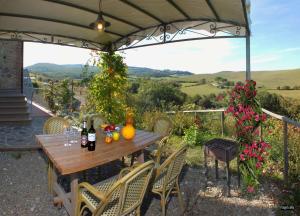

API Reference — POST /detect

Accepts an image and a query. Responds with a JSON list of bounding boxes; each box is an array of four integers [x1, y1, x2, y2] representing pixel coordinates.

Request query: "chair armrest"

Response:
[[119, 162, 142, 178], [79, 182, 107, 203], [151, 150, 158, 157]]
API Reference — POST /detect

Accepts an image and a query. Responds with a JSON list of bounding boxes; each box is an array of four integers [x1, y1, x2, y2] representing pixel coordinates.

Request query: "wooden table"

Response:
[[36, 129, 161, 216]]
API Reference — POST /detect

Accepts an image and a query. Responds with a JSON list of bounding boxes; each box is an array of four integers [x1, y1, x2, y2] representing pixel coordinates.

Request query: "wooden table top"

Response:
[[36, 129, 161, 175]]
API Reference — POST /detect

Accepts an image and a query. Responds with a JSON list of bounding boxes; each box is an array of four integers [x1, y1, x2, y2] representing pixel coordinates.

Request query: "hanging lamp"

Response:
[[90, 0, 111, 31]]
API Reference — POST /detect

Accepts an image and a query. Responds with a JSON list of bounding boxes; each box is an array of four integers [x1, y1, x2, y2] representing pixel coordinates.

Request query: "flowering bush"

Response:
[[226, 80, 271, 192]]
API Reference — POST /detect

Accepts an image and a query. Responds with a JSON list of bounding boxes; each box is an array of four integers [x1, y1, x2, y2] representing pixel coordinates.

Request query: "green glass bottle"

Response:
[[88, 120, 96, 151]]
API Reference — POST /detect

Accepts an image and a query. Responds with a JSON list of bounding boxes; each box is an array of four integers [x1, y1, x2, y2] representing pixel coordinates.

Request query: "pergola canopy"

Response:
[[0, 0, 250, 51]]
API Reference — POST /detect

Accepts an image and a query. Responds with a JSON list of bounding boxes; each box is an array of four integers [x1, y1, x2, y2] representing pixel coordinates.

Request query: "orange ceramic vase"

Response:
[[122, 110, 135, 140], [121, 123, 135, 140]]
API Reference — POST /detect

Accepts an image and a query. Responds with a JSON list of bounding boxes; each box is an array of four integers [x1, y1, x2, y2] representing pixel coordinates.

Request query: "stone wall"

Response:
[[0, 40, 23, 92]]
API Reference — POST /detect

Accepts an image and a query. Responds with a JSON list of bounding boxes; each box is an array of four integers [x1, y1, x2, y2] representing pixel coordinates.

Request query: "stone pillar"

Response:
[[0, 40, 23, 94]]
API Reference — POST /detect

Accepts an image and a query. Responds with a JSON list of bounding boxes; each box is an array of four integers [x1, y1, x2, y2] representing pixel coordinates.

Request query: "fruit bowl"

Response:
[[101, 124, 121, 143]]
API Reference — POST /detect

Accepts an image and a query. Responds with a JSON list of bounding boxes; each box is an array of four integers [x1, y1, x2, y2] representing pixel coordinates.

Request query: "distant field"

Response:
[[181, 83, 300, 100], [181, 84, 224, 96], [170, 68, 300, 90], [268, 90, 300, 100]]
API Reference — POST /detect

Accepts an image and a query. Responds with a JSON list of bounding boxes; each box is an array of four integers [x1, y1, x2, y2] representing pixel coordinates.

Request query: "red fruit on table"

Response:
[[109, 124, 115, 131], [104, 126, 110, 132]]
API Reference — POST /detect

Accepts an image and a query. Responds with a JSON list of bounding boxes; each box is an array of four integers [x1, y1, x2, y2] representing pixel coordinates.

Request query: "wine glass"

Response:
[[63, 127, 71, 147], [69, 127, 79, 144]]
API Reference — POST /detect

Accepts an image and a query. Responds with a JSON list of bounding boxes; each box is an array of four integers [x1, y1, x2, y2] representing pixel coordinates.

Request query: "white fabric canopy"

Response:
[[0, 0, 250, 51]]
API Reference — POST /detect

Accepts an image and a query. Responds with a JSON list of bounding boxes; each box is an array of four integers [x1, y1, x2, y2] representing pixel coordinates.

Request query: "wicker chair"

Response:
[[129, 117, 172, 167], [87, 114, 107, 129], [77, 161, 155, 216], [152, 145, 187, 216], [150, 136, 169, 165], [43, 117, 70, 193], [153, 116, 173, 137], [43, 117, 70, 134]]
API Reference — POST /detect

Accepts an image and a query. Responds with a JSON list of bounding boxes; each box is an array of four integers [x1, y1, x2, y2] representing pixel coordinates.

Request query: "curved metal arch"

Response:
[[241, 0, 251, 35], [0, 13, 123, 38], [166, 0, 190, 19], [44, 0, 144, 30], [205, 0, 220, 21], [0, 30, 105, 49], [120, 0, 164, 24], [112, 18, 247, 49], [117, 35, 246, 51]]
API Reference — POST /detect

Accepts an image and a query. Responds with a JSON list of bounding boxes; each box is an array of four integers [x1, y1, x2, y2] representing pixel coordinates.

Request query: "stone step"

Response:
[[0, 113, 30, 118], [0, 116, 32, 123], [0, 90, 22, 95], [0, 93, 31, 123], [0, 106, 29, 112], [0, 107, 30, 113], [0, 101, 28, 107], [0, 96, 26, 102]]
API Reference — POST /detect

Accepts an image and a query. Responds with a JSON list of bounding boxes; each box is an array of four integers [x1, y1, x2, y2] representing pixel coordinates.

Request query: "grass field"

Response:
[[173, 68, 300, 99], [171, 68, 300, 89], [268, 90, 300, 100], [181, 84, 224, 96]]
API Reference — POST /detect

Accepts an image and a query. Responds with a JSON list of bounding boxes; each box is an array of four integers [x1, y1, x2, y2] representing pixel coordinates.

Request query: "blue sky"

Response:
[[24, 0, 300, 74]]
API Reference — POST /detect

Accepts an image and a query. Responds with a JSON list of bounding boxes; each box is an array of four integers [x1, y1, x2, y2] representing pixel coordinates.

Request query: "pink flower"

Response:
[[256, 162, 262, 169], [257, 155, 263, 161], [255, 115, 260, 122], [240, 154, 245, 161], [261, 113, 267, 121], [247, 186, 255, 193]]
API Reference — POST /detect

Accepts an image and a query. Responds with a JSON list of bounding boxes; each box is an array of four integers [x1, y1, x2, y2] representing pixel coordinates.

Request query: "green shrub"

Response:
[[138, 111, 168, 131], [183, 125, 202, 147], [87, 52, 128, 124], [264, 118, 300, 179], [184, 124, 220, 147], [170, 112, 195, 136]]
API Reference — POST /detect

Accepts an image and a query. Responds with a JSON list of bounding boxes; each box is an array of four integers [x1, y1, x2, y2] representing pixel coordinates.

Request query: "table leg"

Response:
[[215, 160, 219, 179], [70, 174, 79, 216], [48, 161, 54, 194], [136, 150, 145, 163]]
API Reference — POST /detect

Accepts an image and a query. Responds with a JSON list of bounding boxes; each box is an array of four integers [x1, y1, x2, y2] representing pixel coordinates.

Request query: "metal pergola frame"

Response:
[[0, 0, 251, 79]]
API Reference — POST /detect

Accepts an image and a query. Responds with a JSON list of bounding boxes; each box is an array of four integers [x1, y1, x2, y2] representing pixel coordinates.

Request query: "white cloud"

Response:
[[24, 42, 91, 67], [278, 47, 300, 53], [24, 39, 247, 74], [252, 54, 280, 64], [121, 38, 245, 74]]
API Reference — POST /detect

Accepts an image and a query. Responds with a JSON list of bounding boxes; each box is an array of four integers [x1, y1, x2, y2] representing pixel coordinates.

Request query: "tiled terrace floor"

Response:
[[0, 103, 279, 216], [0, 150, 278, 216], [0, 103, 50, 149]]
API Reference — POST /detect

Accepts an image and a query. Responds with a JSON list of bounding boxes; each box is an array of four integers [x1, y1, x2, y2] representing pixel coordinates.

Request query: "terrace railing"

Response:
[[23, 69, 34, 113], [166, 108, 300, 184]]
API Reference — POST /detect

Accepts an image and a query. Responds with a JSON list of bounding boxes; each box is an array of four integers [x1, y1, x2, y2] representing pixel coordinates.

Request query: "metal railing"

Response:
[[23, 69, 34, 113], [167, 108, 300, 184]]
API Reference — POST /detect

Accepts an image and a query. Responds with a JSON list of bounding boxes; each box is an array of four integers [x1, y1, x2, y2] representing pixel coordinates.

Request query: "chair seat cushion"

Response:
[[152, 169, 174, 192], [81, 176, 120, 214]]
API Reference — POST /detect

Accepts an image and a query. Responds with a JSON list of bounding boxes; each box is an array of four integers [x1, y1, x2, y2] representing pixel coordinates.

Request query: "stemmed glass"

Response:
[[63, 126, 71, 147], [69, 127, 79, 144]]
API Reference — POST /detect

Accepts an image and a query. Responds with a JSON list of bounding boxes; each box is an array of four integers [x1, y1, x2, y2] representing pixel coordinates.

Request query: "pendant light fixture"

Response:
[[90, 0, 111, 31]]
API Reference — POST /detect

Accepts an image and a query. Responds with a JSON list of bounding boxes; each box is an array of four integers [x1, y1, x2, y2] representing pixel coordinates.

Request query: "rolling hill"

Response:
[[168, 69, 300, 89], [172, 69, 300, 99], [26, 63, 300, 99], [25, 63, 193, 78]]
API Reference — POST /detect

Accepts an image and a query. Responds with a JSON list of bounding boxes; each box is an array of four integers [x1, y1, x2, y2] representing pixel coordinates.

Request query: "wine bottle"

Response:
[[81, 120, 88, 148], [87, 120, 96, 151]]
